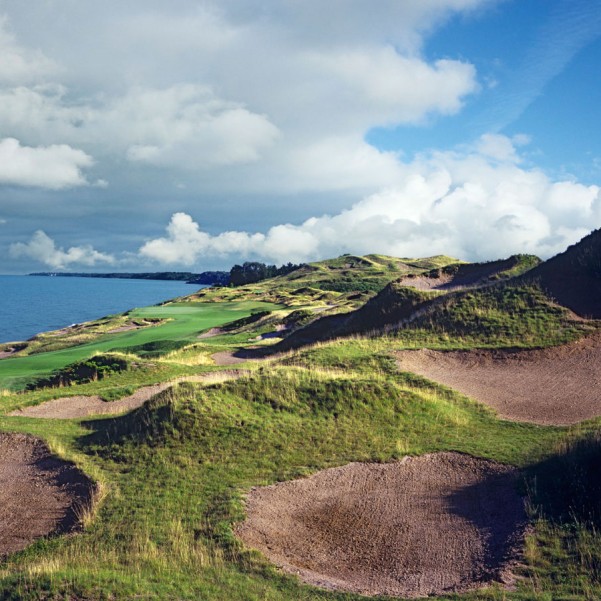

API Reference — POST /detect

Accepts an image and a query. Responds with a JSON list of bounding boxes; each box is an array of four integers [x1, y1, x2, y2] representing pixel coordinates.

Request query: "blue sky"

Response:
[[1, 0, 601, 273], [369, 0, 601, 181]]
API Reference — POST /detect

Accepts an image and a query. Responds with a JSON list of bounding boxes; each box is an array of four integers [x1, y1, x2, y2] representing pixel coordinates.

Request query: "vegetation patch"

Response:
[[26, 354, 133, 391], [403, 283, 591, 347]]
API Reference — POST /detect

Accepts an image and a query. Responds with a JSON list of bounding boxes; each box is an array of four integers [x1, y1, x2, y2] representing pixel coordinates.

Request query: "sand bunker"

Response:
[[395, 333, 601, 425], [236, 453, 525, 598], [9, 370, 247, 419], [211, 349, 265, 365], [0, 432, 94, 557]]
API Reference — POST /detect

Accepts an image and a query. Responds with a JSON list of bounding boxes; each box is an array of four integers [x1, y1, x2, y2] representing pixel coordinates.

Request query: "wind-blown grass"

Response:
[[1, 362, 599, 600]]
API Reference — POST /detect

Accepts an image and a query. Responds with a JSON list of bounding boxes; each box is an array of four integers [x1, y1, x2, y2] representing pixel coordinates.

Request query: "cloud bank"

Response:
[[0, 138, 94, 189], [0, 1, 484, 193], [10, 231, 115, 269], [140, 135, 601, 265]]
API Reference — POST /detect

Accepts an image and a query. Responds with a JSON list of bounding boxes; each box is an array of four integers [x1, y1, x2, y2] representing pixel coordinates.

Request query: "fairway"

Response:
[[0, 301, 279, 390]]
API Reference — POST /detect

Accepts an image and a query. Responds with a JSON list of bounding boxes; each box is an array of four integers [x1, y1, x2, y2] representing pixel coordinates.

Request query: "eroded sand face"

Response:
[[395, 332, 601, 425], [0, 433, 94, 557], [236, 453, 526, 598]]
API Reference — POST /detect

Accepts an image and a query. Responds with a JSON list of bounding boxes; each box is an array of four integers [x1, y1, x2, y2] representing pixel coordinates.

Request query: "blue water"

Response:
[[0, 276, 203, 343]]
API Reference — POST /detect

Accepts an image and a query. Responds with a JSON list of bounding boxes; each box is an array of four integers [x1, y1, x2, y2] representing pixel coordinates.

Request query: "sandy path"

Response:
[[212, 350, 257, 365], [395, 333, 601, 425], [9, 370, 248, 419], [236, 453, 525, 598], [0, 433, 93, 557]]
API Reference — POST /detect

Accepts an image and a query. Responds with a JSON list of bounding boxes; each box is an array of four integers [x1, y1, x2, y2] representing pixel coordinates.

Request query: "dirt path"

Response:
[[236, 453, 525, 598], [395, 333, 601, 425], [0, 433, 94, 557], [9, 370, 248, 420]]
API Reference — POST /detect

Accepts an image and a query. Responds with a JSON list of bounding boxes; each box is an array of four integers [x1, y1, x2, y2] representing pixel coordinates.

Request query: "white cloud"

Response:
[[0, 84, 279, 169], [139, 212, 266, 265], [310, 48, 477, 126], [0, 15, 58, 84], [122, 87, 280, 168], [475, 133, 521, 162], [0, 2, 483, 186], [10, 230, 115, 270], [0, 137, 94, 189], [139, 135, 601, 265]]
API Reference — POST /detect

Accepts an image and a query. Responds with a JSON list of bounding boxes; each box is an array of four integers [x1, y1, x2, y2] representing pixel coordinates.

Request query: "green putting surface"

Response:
[[0, 301, 280, 390]]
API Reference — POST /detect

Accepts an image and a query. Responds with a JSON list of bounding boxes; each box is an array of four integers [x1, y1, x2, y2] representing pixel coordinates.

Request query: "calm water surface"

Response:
[[0, 276, 202, 343]]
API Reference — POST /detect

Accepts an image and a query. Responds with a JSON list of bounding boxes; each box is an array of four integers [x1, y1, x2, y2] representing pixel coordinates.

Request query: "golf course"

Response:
[[0, 234, 601, 600]]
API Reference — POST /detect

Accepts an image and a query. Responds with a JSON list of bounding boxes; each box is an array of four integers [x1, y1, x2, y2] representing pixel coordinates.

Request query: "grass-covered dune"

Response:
[[524, 227, 601, 318], [1, 235, 601, 599], [271, 240, 598, 352], [2, 357, 601, 599]]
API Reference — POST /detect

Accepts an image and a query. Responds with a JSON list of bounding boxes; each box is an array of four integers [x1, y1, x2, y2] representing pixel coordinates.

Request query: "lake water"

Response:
[[0, 275, 203, 343]]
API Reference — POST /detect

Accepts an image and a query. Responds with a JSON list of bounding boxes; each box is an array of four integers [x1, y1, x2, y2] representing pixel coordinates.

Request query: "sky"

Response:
[[2, 0, 601, 273]]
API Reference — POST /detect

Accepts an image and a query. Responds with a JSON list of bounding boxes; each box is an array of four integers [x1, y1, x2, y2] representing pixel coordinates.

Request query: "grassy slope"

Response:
[[274, 281, 593, 354], [193, 253, 460, 303], [525, 227, 601, 318], [396, 283, 595, 349], [3, 361, 597, 600], [1, 249, 601, 599]]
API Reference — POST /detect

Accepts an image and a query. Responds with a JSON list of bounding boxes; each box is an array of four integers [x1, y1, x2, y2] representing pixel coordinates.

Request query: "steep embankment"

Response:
[[273, 254, 562, 350], [525, 228, 601, 318]]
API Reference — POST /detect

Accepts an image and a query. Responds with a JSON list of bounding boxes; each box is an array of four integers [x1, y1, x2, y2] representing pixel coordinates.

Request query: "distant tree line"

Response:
[[31, 263, 304, 287], [229, 262, 303, 286], [187, 271, 230, 285], [31, 271, 230, 285]]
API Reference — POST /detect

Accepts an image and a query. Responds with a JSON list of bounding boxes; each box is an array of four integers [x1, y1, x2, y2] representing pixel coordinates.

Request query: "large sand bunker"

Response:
[[0, 432, 94, 557], [395, 333, 601, 425], [236, 453, 526, 598]]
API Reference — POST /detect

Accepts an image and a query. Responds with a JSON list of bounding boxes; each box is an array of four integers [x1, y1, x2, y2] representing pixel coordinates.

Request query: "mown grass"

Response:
[[0, 301, 280, 391]]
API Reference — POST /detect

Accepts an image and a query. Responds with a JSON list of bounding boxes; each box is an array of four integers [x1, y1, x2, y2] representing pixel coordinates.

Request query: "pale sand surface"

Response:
[[236, 453, 526, 598]]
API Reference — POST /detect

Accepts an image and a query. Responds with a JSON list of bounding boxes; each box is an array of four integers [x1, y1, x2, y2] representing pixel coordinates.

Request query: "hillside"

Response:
[[274, 253, 555, 351], [396, 254, 540, 291], [524, 228, 601, 318], [192, 253, 460, 304], [2, 240, 601, 599]]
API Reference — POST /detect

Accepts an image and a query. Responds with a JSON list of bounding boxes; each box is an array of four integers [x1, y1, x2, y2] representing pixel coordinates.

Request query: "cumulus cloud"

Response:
[[10, 230, 115, 269], [0, 137, 94, 189], [0, 84, 279, 169], [122, 86, 280, 168], [0, 1, 483, 185], [310, 48, 477, 126], [140, 135, 601, 265], [139, 213, 266, 265]]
